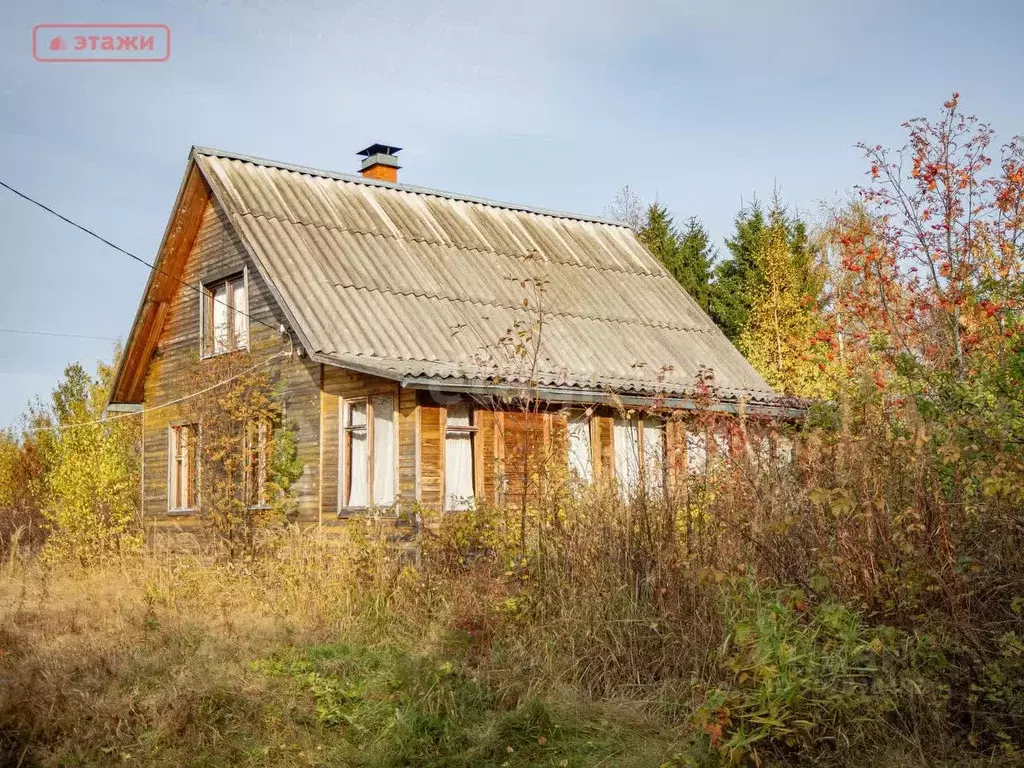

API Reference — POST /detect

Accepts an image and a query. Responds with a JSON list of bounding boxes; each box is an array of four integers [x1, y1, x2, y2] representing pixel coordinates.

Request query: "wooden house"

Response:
[[108, 145, 795, 528]]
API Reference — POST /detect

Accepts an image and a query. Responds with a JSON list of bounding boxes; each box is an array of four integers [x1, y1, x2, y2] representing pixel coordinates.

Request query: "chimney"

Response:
[[356, 143, 402, 183]]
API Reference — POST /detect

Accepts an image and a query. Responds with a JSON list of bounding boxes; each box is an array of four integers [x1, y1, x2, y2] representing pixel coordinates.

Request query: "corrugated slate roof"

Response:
[[194, 147, 776, 401]]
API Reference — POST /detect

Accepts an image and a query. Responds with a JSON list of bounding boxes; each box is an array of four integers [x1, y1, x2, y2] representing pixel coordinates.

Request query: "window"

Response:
[[566, 410, 593, 484], [614, 415, 665, 497], [244, 421, 268, 507], [641, 419, 666, 494], [685, 429, 708, 475], [169, 424, 199, 511], [444, 404, 475, 511], [776, 435, 794, 465], [614, 417, 640, 496], [344, 401, 368, 507], [752, 432, 794, 470], [203, 273, 248, 355], [713, 431, 731, 461], [341, 395, 397, 510], [371, 395, 396, 506]]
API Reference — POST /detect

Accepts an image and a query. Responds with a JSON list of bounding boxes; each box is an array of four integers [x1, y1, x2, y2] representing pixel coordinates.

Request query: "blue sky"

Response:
[[1, 0, 1022, 427]]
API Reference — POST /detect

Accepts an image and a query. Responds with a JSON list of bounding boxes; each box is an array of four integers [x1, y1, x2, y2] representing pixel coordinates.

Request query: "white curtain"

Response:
[[776, 436, 794, 465], [445, 405, 474, 511], [232, 279, 248, 348], [372, 395, 396, 507], [685, 429, 708, 475], [642, 421, 665, 494], [756, 435, 773, 469], [212, 283, 229, 353], [566, 411, 593, 484], [347, 402, 368, 507], [713, 431, 731, 466], [613, 417, 640, 497]]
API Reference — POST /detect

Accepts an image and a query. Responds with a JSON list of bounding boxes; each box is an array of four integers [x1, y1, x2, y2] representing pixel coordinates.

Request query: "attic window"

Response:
[[202, 273, 248, 356]]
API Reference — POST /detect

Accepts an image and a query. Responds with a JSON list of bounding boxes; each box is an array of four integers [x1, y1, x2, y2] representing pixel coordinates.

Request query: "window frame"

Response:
[[168, 422, 200, 514], [200, 268, 249, 358], [338, 395, 399, 514], [443, 403, 477, 512], [565, 409, 594, 485], [243, 420, 270, 509], [685, 427, 709, 475]]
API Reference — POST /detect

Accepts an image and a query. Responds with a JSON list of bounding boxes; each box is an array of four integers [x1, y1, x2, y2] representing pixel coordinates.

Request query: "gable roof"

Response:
[[112, 146, 780, 408]]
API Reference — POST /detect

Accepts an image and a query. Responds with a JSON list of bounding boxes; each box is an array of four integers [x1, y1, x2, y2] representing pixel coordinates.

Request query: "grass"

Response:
[[0, 549, 696, 768]]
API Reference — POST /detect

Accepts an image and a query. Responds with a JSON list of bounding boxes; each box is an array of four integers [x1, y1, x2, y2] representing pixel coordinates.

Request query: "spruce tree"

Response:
[[710, 202, 766, 341], [639, 204, 717, 313], [638, 203, 679, 267], [675, 216, 715, 312]]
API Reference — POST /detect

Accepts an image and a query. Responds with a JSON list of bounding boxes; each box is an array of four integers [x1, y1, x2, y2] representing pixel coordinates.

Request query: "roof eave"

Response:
[[107, 147, 206, 405], [395, 374, 806, 419]]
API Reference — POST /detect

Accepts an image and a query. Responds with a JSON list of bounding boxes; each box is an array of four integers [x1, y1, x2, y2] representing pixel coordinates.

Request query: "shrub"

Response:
[[695, 580, 889, 765]]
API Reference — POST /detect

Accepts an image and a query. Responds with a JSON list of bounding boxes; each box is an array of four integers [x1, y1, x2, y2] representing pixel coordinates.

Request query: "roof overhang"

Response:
[[108, 148, 211, 404], [397, 375, 807, 420]]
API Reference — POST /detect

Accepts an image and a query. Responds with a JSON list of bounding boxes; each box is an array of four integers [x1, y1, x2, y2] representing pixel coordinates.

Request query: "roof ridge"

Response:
[[194, 146, 630, 229]]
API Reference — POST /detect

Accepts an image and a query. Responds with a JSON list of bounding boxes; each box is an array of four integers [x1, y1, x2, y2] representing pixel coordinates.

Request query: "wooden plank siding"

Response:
[[476, 409, 498, 504], [398, 387, 419, 503], [593, 414, 616, 484], [418, 400, 444, 509], [141, 197, 321, 524], [500, 410, 550, 510]]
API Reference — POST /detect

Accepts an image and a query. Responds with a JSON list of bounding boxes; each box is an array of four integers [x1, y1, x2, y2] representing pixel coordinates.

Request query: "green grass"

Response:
[[246, 642, 689, 767], [1, 631, 694, 767]]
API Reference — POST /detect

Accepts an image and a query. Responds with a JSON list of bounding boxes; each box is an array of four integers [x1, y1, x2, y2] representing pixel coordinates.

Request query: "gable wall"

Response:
[[141, 198, 321, 524]]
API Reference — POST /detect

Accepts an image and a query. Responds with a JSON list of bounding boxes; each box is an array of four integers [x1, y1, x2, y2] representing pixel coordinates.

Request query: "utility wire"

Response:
[[0, 327, 118, 342], [15, 351, 287, 434], [0, 179, 282, 336]]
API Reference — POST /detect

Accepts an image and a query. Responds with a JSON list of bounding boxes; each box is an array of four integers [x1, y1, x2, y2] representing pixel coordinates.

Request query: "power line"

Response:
[[14, 350, 286, 434], [0, 179, 282, 336], [0, 327, 118, 342]]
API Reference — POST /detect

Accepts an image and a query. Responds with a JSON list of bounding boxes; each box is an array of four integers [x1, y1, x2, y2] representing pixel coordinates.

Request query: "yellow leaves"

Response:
[[739, 220, 835, 399], [41, 363, 141, 564]]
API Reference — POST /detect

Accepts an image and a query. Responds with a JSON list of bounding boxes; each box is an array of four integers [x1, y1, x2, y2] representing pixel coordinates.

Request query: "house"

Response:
[[108, 144, 794, 527]]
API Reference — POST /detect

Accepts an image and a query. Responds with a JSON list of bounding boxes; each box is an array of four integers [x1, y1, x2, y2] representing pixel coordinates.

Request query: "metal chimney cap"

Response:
[[356, 143, 402, 157]]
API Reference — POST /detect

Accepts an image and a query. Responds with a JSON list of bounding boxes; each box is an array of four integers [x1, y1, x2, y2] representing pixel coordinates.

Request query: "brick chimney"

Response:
[[356, 143, 401, 183]]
